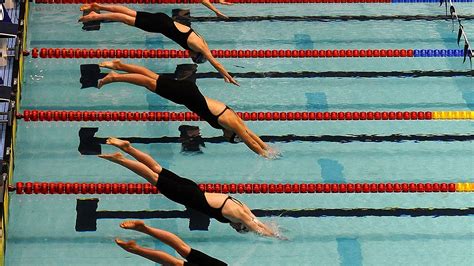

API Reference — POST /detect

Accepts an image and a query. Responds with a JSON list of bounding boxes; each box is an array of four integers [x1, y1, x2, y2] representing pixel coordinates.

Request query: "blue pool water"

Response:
[[6, 3, 474, 266]]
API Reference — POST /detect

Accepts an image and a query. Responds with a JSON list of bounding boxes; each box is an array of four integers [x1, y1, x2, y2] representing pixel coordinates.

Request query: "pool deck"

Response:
[[0, 2, 19, 160], [1, 1, 20, 264]]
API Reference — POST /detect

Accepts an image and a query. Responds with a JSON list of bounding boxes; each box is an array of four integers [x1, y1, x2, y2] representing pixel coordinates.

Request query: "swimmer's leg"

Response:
[[100, 60, 158, 80], [98, 152, 158, 185], [79, 11, 135, 26], [95, 4, 137, 17], [105, 138, 162, 174], [120, 221, 191, 258], [115, 238, 184, 265], [98, 71, 157, 92]]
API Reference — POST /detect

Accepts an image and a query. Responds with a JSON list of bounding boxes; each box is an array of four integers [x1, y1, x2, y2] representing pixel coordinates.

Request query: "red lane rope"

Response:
[[13, 182, 460, 194], [30, 48, 414, 59], [19, 110, 434, 122], [34, 0, 392, 4]]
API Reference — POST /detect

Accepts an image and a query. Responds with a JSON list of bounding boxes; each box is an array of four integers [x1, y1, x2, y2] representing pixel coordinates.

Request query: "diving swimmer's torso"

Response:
[[155, 76, 229, 130], [204, 194, 244, 223], [134, 12, 194, 50], [156, 168, 236, 224]]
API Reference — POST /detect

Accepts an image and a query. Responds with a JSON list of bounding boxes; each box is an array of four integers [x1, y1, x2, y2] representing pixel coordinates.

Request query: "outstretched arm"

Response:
[[241, 132, 268, 157], [246, 128, 269, 151], [201, 0, 230, 19], [230, 118, 270, 157], [188, 37, 239, 86], [240, 212, 285, 239], [202, 48, 239, 86]]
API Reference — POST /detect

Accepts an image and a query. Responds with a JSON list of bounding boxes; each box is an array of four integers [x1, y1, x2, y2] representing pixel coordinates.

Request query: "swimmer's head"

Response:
[[230, 222, 249, 234], [223, 130, 241, 144], [189, 50, 207, 64], [229, 133, 242, 144]]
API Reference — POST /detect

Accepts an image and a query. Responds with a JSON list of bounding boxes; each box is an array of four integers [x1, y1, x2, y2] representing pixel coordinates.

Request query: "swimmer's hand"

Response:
[[225, 75, 240, 86], [216, 11, 229, 20], [218, 0, 234, 5], [275, 234, 289, 241], [264, 147, 282, 160]]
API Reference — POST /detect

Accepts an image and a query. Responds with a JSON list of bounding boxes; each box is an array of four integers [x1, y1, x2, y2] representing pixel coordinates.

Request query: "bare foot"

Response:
[[98, 152, 124, 162], [80, 3, 100, 12], [120, 220, 146, 231], [219, 0, 234, 5], [115, 238, 138, 253], [99, 59, 121, 70], [106, 137, 131, 150], [78, 11, 99, 23], [98, 71, 117, 88]]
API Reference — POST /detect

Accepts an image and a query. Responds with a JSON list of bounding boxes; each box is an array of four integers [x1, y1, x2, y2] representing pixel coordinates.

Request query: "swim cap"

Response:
[[230, 222, 249, 233], [191, 53, 208, 64], [179, 125, 205, 153], [228, 133, 241, 144]]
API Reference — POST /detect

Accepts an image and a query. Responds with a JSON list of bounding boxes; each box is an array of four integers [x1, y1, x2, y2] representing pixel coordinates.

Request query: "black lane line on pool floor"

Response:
[[80, 71, 474, 89], [197, 71, 474, 79], [75, 199, 474, 232], [90, 71, 470, 81], [191, 15, 474, 22], [127, 71, 474, 80], [78, 127, 474, 155]]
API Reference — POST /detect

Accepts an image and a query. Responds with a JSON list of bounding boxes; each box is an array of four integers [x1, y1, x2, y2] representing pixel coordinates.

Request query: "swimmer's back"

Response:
[[134, 12, 192, 50]]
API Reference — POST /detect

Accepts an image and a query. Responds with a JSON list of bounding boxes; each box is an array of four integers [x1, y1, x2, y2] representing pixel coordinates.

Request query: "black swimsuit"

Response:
[[134, 12, 193, 50], [155, 75, 229, 129], [156, 168, 239, 224], [184, 249, 227, 266], [156, 171, 229, 266]]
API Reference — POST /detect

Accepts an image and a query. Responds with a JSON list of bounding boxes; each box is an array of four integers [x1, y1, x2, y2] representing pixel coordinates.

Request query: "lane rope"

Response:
[[29, 48, 469, 59], [189, 15, 474, 22], [18, 110, 474, 122], [32, 0, 474, 4], [11, 182, 474, 194], [186, 15, 474, 22]]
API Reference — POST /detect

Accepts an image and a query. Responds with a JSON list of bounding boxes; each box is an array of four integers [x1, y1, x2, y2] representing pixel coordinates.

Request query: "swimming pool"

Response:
[[5, 2, 474, 265]]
